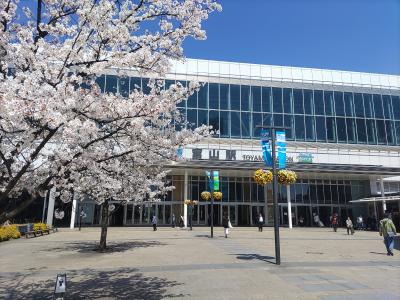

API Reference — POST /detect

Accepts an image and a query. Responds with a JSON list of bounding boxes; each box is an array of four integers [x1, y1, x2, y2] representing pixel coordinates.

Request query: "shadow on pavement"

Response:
[[42, 241, 167, 253], [233, 253, 275, 264], [1, 268, 186, 300]]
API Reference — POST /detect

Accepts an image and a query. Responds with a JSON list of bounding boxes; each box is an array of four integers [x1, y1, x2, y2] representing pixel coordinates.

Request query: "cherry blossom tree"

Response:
[[0, 0, 221, 248]]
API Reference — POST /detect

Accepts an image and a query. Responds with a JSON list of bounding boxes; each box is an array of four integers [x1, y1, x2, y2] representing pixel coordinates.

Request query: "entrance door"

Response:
[[208, 204, 220, 226], [280, 206, 288, 226], [198, 204, 207, 225], [297, 206, 311, 226], [238, 205, 250, 225]]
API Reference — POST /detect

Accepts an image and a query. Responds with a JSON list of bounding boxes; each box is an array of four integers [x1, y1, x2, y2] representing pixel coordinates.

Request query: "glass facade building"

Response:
[[72, 59, 400, 228]]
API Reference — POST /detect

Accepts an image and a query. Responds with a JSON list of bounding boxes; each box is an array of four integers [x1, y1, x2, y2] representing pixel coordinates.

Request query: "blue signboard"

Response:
[[276, 131, 286, 169], [260, 129, 272, 167]]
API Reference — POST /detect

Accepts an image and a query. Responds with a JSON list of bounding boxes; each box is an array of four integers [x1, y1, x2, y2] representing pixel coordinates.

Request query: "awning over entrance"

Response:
[[349, 195, 400, 203], [171, 160, 400, 176]]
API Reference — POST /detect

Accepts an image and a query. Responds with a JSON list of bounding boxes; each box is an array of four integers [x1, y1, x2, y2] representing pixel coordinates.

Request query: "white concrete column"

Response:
[[46, 187, 56, 227], [380, 176, 386, 213], [287, 185, 292, 229], [183, 170, 188, 227], [370, 176, 378, 195], [70, 194, 77, 229], [123, 203, 127, 226]]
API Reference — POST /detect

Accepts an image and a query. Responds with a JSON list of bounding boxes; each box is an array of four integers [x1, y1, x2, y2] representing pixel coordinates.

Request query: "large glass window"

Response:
[[366, 119, 377, 144], [316, 117, 327, 142], [382, 95, 392, 119], [252, 86, 262, 112], [230, 85, 240, 110], [220, 111, 230, 137], [386, 121, 395, 145], [118, 76, 129, 98], [334, 91, 345, 116], [142, 78, 151, 94], [241, 112, 251, 138], [354, 93, 364, 117], [272, 87, 283, 113], [198, 83, 208, 109], [373, 94, 383, 119], [274, 114, 283, 127], [231, 111, 241, 137], [241, 85, 251, 111], [262, 113, 272, 127], [253, 113, 262, 138], [187, 82, 197, 108], [305, 116, 315, 141], [295, 115, 305, 141], [344, 92, 354, 117], [262, 87, 271, 112], [363, 94, 373, 118], [336, 118, 347, 142], [95, 75, 106, 92], [105, 75, 117, 93], [284, 115, 294, 140], [314, 90, 324, 115], [220, 84, 229, 110], [209, 110, 219, 136], [395, 121, 400, 145], [283, 88, 292, 113], [198, 109, 208, 127], [346, 118, 356, 143], [186, 109, 197, 130], [293, 89, 304, 114], [326, 117, 336, 142], [303, 90, 313, 115], [324, 91, 334, 116], [209, 83, 219, 109], [376, 119, 386, 144], [356, 119, 367, 143], [393, 96, 400, 120]]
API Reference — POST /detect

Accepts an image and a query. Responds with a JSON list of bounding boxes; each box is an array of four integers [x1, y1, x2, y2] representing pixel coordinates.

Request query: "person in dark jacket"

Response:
[[332, 214, 339, 232], [222, 213, 230, 238]]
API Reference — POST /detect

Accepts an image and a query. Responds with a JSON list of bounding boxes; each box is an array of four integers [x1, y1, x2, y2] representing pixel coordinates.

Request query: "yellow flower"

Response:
[[254, 169, 273, 185], [201, 191, 211, 201], [213, 191, 222, 200]]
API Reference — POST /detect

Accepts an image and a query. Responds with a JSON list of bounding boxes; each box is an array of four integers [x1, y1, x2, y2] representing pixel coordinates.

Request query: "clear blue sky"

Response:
[[183, 0, 400, 75]]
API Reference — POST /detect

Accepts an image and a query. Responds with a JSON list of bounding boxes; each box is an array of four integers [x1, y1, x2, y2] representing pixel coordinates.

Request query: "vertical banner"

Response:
[[276, 130, 286, 169], [213, 171, 219, 191], [260, 128, 272, 167]]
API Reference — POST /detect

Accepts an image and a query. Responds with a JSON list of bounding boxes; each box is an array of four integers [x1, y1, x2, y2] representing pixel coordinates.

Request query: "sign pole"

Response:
[[210, 187, 214, 238], [271, 128, 281, 265]]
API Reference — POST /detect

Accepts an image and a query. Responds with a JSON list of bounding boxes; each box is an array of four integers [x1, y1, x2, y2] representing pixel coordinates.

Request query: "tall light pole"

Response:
[[256, 125, 289, 265]]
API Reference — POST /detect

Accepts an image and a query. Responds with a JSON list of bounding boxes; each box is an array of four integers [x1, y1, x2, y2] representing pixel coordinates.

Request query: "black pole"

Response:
[[271, 128, 281, 265], [210, 193, 214, 238]]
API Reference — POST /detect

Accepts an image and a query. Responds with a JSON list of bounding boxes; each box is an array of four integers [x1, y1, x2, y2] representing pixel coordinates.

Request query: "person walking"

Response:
[[332, 214, 339, 232], [346, 217, 354, 235], [222, 213, 230, 238], [152, 215, 158, 231], [379, 213, 397, 256], [357, 215, 364, 230], [179, 215, 184, 228], [172, 214, 176, 228], [258, 213, 264, 232]]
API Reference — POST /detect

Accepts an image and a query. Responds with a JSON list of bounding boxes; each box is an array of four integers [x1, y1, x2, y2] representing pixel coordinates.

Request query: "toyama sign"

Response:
[[181, 148, 313, 164]]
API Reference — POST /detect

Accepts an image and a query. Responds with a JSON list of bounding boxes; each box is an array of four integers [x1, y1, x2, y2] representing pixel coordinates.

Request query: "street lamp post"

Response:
[[256, 125, 289, 265]]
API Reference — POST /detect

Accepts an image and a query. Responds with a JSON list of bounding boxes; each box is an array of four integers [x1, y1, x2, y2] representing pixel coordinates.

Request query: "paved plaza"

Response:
[[0, 227, 399, 299]]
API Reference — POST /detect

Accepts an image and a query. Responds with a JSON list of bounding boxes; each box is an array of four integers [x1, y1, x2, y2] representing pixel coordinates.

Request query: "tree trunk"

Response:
[[0, 194, 35, 224], [99, 199, 109, 252]]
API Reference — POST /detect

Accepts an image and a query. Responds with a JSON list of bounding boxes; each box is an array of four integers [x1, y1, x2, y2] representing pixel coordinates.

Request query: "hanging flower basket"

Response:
[[184, 200, 198, 205], [200, 191, 211, 201], [277, 170, 297, 185], [213, 191, 222, 200], [254, 169, 273, 185]]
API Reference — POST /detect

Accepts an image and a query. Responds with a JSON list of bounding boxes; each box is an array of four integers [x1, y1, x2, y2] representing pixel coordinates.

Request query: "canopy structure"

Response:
[[349, 195, 400, 203]]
